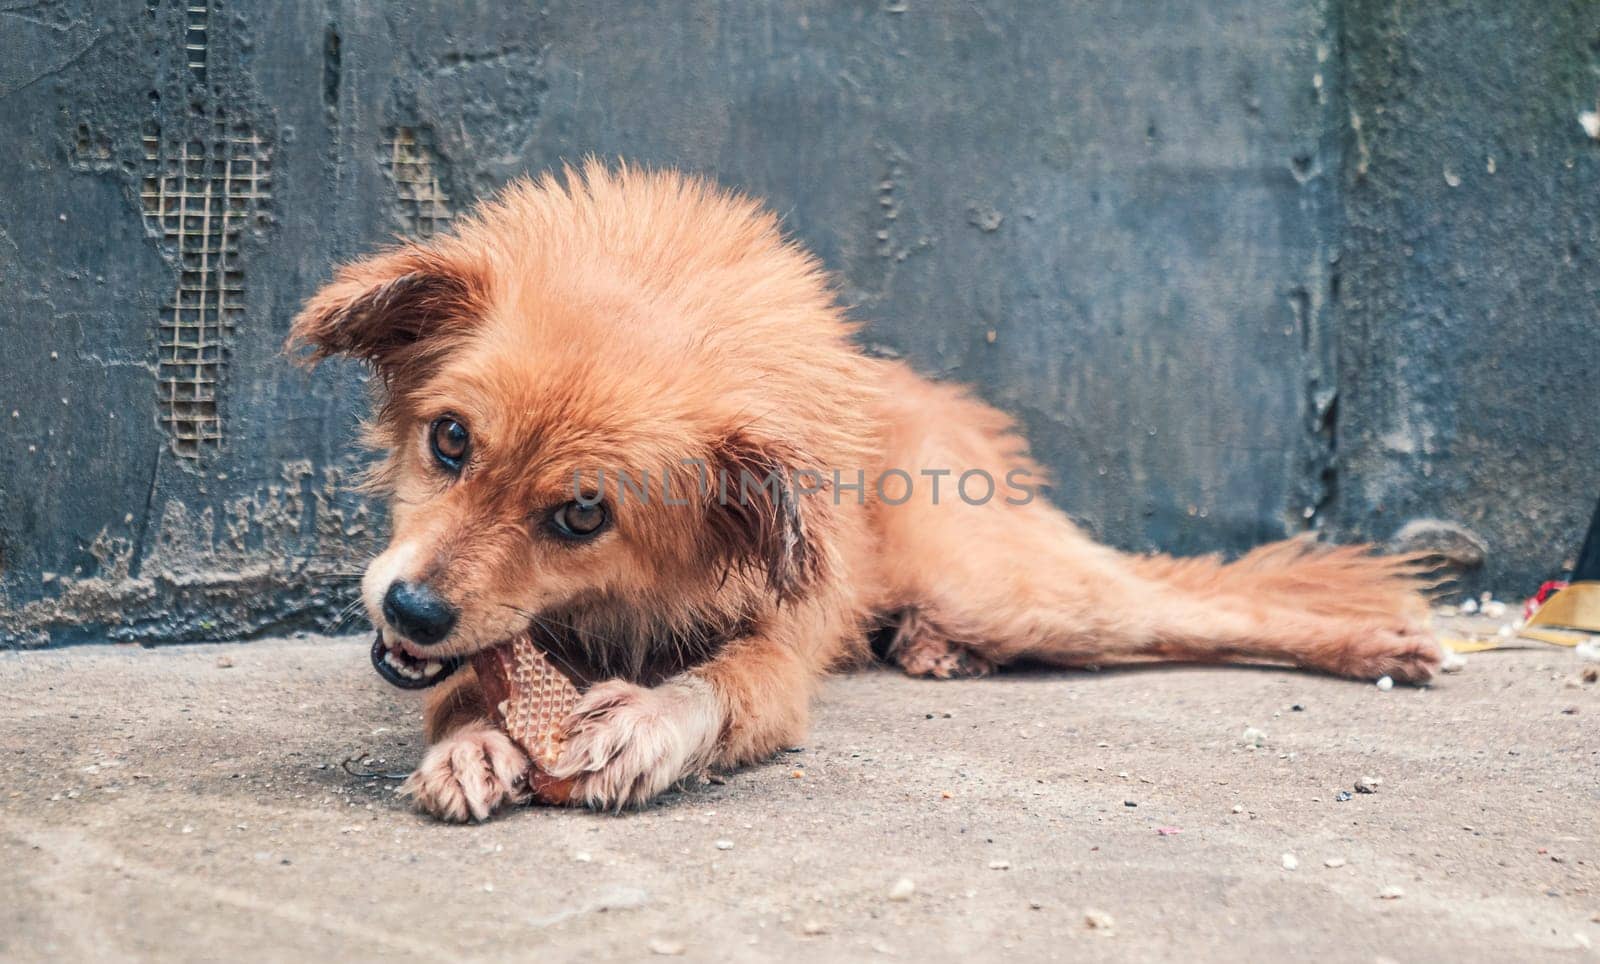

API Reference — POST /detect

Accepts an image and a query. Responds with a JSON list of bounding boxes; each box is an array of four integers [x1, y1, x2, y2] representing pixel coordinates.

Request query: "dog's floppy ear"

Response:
[[287, 246, 485, 377], [704, 431, 827, 601]]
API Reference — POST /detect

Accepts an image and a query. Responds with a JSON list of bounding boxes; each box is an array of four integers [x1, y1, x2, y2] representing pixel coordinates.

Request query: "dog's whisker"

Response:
[[325, 596, 371, 634]]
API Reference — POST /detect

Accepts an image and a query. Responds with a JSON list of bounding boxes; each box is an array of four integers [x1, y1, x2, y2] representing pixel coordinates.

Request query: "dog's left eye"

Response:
[[429, 416, 469, 470], [549, 501, 609, 540]]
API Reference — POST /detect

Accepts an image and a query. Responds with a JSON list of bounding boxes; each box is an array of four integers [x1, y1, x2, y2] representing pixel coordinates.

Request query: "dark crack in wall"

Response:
[[0, 0, 1595, 646]]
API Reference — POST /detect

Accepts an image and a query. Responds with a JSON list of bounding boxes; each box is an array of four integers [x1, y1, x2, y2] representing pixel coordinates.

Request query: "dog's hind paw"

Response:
[[401, 722, 531, 822], [1339, 622, 1444, 685], [548, 678, 721, 810], [887, 613, 997, 680]]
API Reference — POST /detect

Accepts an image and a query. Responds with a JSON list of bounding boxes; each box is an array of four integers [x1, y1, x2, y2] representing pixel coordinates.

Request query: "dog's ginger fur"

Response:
[[292, 162, 1441, 821]]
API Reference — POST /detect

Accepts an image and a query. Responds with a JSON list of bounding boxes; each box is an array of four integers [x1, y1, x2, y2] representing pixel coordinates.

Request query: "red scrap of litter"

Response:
[[1156, 826, 1182, 836], [1524, 581, 1568, 621]]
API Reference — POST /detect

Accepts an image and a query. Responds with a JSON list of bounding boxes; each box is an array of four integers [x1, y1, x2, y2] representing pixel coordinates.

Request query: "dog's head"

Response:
[[291, 164, 868, 689]]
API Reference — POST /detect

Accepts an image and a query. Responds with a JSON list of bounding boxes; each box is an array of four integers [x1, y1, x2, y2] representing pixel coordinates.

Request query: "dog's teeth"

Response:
[[383, 652, 421, 679], [423, 661, 443, 676]]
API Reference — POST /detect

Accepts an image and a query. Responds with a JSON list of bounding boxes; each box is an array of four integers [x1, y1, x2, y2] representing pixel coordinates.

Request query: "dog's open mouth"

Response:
[[370, 633, 464, 690]]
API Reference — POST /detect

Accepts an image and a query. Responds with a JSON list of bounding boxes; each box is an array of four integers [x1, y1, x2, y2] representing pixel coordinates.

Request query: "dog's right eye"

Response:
[[429, 416, 469, 471]]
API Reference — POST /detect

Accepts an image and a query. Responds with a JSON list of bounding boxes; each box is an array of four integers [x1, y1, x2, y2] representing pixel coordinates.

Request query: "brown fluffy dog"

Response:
[[290, 162, 1441, 822]]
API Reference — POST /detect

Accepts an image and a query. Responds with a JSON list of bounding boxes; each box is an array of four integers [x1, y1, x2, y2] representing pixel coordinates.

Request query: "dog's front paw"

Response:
[[401, 722, 531, 822], [548, 678, 721, 810]]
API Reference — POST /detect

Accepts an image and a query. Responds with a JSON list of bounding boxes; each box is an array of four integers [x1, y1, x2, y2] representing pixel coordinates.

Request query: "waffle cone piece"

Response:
[[470, 632, 585, 805]]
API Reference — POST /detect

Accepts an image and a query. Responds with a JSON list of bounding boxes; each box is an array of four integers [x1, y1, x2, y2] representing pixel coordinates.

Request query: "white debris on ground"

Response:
[[1580, 109, 1600, 140], [1436, 591, 1572, 656], [1282, 853, 1299, 871], [1375, 676, 1394, 692]]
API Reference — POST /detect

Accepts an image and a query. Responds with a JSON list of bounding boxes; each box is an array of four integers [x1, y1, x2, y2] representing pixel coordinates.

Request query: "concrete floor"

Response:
[[1, 630, 1596, 962]]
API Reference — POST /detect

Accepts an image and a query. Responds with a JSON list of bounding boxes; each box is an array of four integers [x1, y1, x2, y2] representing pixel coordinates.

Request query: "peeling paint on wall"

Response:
[[140, 112, 271, 458], [182, 1, 210, 83], [380, 127, 453, 238], [0, 462, 373, 647]]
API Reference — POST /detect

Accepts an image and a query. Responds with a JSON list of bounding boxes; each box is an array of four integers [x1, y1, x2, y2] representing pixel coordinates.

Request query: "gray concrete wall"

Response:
[[1336, 0, 1600, 592], [0, 1, 1594, 646]]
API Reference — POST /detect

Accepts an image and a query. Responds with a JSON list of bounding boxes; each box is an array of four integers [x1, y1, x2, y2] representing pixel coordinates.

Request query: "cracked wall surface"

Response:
[[0, 0, 1596, 646]]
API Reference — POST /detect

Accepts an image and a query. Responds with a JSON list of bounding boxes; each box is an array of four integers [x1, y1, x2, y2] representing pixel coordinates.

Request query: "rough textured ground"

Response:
[[2, 629, 1596, 962]]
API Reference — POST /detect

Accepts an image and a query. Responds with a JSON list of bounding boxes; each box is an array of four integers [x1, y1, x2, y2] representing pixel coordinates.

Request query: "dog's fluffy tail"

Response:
[[1125, 537, 1437, 624], [1076, 536, 1442, 681]]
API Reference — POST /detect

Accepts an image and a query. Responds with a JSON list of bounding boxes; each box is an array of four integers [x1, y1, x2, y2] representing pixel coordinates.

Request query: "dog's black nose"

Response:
[[382, 580, 458, 647]]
